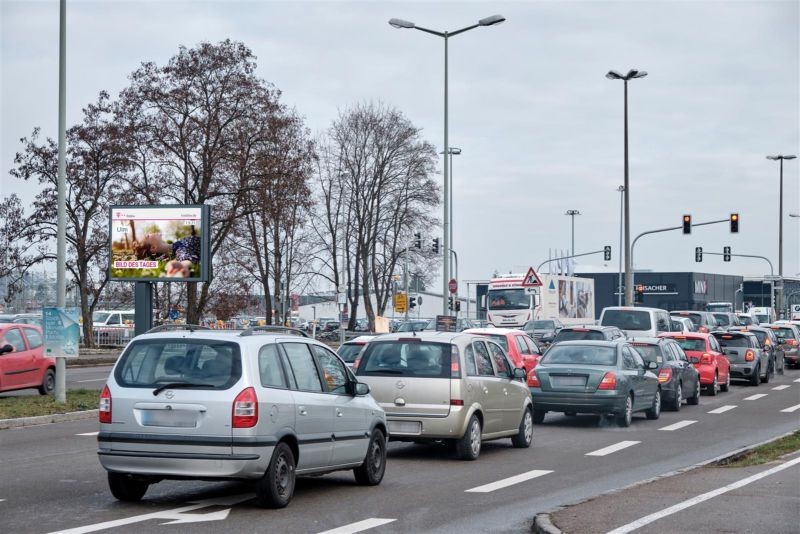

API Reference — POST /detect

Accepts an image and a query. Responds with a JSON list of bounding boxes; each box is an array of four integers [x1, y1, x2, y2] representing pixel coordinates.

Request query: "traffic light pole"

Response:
[[537, 249, 608, 272], [702, 251, 775, 312], [404, 244, 410, 321]]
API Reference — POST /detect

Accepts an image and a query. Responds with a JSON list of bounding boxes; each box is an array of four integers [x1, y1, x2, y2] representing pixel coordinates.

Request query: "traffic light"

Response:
[[682, 215, 691, 234], [730, 213, 739, 233], [414, 232, 422, 249], [409, 296, 417, 309], [603, 245, 611, 261], [723, 246, 731, 262], [455, 300, 461, 313], [432, 238, 440, 254], [695, 247, 703, 262], [447, 295, 454, 311]]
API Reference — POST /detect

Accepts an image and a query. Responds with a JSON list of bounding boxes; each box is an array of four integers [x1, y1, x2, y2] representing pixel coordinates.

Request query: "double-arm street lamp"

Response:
[[606, 69, 648, 306], [565, 210, 581, 256], [389, 15, 505, 315], [766, 155, 796, 278]]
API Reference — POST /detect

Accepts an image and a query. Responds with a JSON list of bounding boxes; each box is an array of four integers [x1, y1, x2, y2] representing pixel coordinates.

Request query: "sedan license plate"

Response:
[[552, 375, 587, 387], [388, 420, 422, 435]]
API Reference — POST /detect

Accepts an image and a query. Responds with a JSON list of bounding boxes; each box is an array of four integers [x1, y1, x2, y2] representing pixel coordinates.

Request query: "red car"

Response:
[[659, 332, 730, 395], [464, 328, 543, 373], [0, 324, 56, 395]]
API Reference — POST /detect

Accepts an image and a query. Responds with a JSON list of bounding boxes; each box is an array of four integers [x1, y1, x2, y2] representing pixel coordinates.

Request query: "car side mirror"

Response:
[[0, 344, 13, 355], [688, 356, 700, 364], [354, 382, 370, 396], [513, 367, 527, 379], [646, 361, 659, 370]]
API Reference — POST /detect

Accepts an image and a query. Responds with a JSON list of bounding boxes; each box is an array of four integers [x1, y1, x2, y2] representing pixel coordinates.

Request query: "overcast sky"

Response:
[[1, 0, 798, 289]]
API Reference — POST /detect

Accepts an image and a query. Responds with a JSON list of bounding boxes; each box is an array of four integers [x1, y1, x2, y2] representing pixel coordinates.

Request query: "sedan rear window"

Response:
[[601, 310, 652, 331], [543, 345, 617, 366], [553, 329, 605, 342], [115, 340, 241, 389], [356, 341, 449, 378]]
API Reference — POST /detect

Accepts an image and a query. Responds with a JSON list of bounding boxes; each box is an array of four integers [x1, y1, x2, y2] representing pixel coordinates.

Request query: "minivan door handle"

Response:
[[298, 407, 308, 416]]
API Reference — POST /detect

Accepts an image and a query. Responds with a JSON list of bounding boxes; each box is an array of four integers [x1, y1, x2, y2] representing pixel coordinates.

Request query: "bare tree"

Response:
[[0, 194, 48, 309]]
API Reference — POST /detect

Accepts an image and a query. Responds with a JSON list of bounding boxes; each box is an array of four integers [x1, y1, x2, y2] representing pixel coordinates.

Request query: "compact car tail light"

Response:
[[527, 370, 541, 388], [788, 339, 798, 346], [450, 344, 461, 378], [99, 385, 112, 424], [657, 368, 672, 383], [745, 350, 755, 362], [698, 326, 709, 333], [598, 372, 617, 390], [232, 387, 258, 428], [701, 353, 712, 364]]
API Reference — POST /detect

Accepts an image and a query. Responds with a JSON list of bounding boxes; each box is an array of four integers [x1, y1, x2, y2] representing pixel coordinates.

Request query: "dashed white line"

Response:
[[780, 404, 800, 413], [316, 518, 397, 534], [744, 394, 768, 401], [465, 469, 553, 493], [659, 420, 697, 431], [586, 441, 640, 457], [77, 378, 107, 383], [795, 378, 800, 383], [607, 456, 800, 534], [772, 385, 791, 391], [708, 405, 737, 414], [0, 499, 5, 502], [76, 432, 99, 436]]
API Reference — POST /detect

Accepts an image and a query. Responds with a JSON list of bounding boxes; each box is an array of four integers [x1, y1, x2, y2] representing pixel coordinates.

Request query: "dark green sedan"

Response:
[[529, 341, 661, 427]]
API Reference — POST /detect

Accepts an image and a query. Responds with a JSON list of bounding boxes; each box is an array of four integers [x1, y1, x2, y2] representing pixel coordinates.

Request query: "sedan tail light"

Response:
[[598, 372, 617, 390], [657, 368, 672, 383], [527, 370, 541, 388], [701, 353, 712, 364], [745, 350, 755, 362], [232, 387, 258, 428], [99, 385, 112, 424]]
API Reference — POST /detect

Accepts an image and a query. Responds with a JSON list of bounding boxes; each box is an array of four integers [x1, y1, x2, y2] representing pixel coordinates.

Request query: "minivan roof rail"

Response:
[[239, 326, 310, 338], [146, 324, 210, 334]]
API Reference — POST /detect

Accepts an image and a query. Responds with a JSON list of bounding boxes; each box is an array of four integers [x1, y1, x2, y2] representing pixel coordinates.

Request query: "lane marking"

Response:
[[465, 469, 553, 493], [659, 420, 697, 431], [781, 404, 800, 413], [586, 441, 640, 457], [708, 405, 737, 414], [744, 394, 768, 401], [0, 499, 5, 502], [316, 518, 397, 534], [76, 432, 99, 436], [772, 385, 790, 391], [795, 378, 800, 383], [77, 378, 107, 383], [606, 456, 800, 534]]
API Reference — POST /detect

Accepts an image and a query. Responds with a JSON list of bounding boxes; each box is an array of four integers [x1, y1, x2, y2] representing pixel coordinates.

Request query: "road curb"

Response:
[[0, 409, 98, 430], [530, 429, 799, 534]]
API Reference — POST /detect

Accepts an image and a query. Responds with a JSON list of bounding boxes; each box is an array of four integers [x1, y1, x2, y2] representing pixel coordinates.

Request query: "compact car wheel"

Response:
[[456, 415, 482, 461], [708, 372, 719, 396], [762, 362, 771, 384], [749, 365, 760, 386], [354, 429, 386, 485], [720, 370, 730, 392], [108, 472, 149, 502], [669, 382, 682, 411], [616, 394, 633, 427], [38, 368, 55, 395], [646, 389, 662, 420], [777, 356, 784, 375], [511, 408, 533, 448], [256, 442, 296, 508], [687, 379, 701, 405]]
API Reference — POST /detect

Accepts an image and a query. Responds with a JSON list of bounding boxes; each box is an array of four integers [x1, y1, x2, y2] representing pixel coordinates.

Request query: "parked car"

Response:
[[354, 331, 533, 460], [464, 327, 543, 373], [550, 325, 626, 344], [669, 311, 720, 333], [711, 330, 770, 385], [765, 323, 800, 369], [0, 324, 55, 395], [659, 332, 731, 395], [528, 340, 661, 427], [599, 306, 675, 338], [728, 326, 784, 375], [395, 320, 429, 333], [337, 335, 374, 369], [737, 313, 759, 326], [9, 313, 43, 327], [97, 326, 387, 508], [93, 309, 136, 328], [711, 312, 741, 329], [423, 317, 476, 332], [629, 338, 701, 411], [671, 316, 696, 332], [523, 318, 564, 346]]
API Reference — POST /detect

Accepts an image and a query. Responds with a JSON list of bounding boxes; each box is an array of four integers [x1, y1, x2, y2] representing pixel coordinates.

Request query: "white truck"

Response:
[[485, 273, 595, 328]]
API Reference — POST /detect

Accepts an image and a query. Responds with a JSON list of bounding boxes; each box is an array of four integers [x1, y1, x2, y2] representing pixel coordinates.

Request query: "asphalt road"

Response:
[[0, 369, 798, 534]]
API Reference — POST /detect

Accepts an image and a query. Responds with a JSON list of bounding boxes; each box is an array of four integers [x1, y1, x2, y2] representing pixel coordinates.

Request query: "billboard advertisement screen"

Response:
[[109, 205, 210, 282]]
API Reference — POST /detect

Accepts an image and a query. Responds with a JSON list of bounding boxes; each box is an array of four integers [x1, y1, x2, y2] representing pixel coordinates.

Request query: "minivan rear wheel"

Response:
[[511, 408, 533, 448], [455, 415, 482, 461], [108, 472, 149, 502], [255, 442, 296, 508], [354, 429, 386, 485]]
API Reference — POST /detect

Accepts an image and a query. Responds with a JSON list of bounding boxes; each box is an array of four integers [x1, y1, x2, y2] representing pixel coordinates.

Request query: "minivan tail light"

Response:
[[232, 387, 258, 428], [657, 368, 672, 383], [451, 345, 461, 378], [99, 385, 112, 424], [598, 372, 617, 390], [701, 353, 712, 364], [527, 370, 541, 388], [450, 399, 464, 406], [745, 350, 755, 362]]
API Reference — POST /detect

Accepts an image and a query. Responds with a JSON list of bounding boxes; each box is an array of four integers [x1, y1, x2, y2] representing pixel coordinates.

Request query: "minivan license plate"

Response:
[[388, 421, 422, 435]]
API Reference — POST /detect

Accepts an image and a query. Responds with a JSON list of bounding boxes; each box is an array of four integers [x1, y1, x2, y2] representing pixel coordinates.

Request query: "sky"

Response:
[[1, 0, 798, 291]]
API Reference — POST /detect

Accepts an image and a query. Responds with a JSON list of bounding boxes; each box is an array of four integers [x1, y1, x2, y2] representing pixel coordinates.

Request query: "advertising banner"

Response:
[[557, 278, 595, 320], [43, 307, 80, 358]]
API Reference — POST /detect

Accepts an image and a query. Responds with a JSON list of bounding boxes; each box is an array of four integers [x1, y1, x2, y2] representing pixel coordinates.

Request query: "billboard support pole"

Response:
[[135, 282, 153, 336]]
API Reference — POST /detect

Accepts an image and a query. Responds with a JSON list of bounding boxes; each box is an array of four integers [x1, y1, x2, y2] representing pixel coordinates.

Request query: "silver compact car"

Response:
[[97, 325, 387, 508], [711, 330, 770, 385]]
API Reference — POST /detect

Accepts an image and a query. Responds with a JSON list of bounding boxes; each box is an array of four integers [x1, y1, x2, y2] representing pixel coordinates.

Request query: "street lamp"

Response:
[[565, 210, 581, 256], [766, 155, 796, 278], [440, 147, 462, 279], [617, 185, 625, 306], [606, 69, 648, 306], [389, 15, 505, 315]]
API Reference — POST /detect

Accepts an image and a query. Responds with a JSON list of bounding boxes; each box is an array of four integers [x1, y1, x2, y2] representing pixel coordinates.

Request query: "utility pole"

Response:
[[54, 0, 67, 404]]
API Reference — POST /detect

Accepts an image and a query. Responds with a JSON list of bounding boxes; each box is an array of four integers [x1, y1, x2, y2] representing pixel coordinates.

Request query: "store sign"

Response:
[[636, 284, 679, 295], [694, 280, 708, 294]]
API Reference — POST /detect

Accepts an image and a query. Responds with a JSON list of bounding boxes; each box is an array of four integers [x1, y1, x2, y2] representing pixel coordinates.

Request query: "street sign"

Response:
[[448, 278, 458, 294], [394, 292, 407, 313], [524, 287, 539, 295], [337, 292, 347, 305], [435, 315, 457, 332], [521, 266, 543, 287]]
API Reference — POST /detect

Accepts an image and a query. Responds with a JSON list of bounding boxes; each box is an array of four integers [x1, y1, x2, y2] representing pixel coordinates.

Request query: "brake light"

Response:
[[598, 372, 617, 390], [764, 339, 771, 346], [745, 350, 755, 362], [528, 370, 541, 388], [450, 399, 464, 406], [701, 353, 712, 364], [99, 385, 112, 424], [451, 344, 461, 378], [789, 339, 798, 346], [698, 326, 709, 333], [657, 368, 672, 383], [232, 387, 258, 428], [573, 328, 590, 332]]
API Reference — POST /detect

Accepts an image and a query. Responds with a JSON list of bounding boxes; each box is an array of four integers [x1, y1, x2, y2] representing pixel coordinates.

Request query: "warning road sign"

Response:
[[521, 267, 543, 287]]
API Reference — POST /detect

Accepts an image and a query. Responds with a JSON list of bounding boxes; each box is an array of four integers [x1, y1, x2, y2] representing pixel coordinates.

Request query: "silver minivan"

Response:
[[600, 306, 675, 338], [97, 326, 387, 508], [354, 331, 533, 460]]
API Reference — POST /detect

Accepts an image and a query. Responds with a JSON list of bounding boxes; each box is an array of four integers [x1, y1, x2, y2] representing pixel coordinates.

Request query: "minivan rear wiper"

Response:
[[152, 382, 216, 396]]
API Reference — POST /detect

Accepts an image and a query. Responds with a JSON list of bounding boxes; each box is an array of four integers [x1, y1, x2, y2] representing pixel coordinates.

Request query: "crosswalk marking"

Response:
[[744, 394, 768, 401], [708, 405, 737, 414], [772, 385, 790, 391], [465, 469, 553, 493], [317, 519, 397, 534], [659, 420, 697, 431], [586, 441, 640, 457], [780, 404, 800, 413]]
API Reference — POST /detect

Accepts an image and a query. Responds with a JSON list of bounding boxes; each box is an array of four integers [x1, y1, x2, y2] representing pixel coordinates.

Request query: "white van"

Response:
[[599, 306, 675, 338], [748, 307, 775, 324]]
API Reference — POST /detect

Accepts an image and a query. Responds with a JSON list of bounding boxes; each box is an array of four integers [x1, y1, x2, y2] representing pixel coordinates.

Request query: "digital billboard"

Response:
[[109, 205, 210, 282]]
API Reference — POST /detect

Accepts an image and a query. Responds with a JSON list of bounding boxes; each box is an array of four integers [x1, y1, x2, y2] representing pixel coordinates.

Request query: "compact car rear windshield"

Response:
[[772, 327, 797, 340], [713, 334, 750, 348], [543, 345, 617, 366], [553, 329, 605, 342], [713, 314, 731, 326], [674, 338, 706, 352], [601, 310, 652, 331], [337, 343, 363, 363], [115, 339, 242, 389], [356, 341, 450, 378]]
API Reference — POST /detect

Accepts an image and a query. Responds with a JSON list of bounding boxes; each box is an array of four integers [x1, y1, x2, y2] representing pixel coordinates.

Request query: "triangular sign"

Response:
[[521, 266, 543, 287]]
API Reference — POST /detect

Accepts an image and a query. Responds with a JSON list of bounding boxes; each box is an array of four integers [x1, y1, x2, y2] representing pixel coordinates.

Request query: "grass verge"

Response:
[[716, 431, 800, 468], [0, 389, 99, 419]]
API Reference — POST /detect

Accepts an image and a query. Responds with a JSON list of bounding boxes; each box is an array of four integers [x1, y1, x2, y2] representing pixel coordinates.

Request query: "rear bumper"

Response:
[[693, 364, 718, 385], [729, 363, 758, 378], [386, 407, 467, 440], [530, 389, 626, 414], [98, 448, 268, 479]]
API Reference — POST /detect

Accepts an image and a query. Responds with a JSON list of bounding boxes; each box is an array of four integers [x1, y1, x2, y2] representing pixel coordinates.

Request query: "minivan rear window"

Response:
[[337, 343, 363, 363], [553, 329, 605, 342], [601, 310, 652, 331], [115, 340, 241, 389], [356, 341, 449, 378]]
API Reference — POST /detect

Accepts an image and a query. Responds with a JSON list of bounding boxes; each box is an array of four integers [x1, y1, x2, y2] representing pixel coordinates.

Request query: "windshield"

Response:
[[713, 314, 730, 326], [601, 309, 652, 331], [396, 321, 427, 332], [543, 345, 617, 366], [631, 344, 663, 364], [755, 314, 769, 323], [476, 334, 508, 351], [738, 316, 754, 325], [553, 329, 605, 342], [487, 288, 530, 311], [337, 343, 363, 363], [532, 320, 555, 329], [356, 341, 450, 378], [671, 313, 703, 327], [714, 335, 750, 348], [674, 338, 706, 352], [772, 327, 797, 341], [93, 312, 111, 323]]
